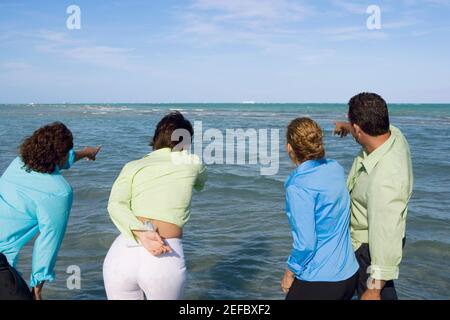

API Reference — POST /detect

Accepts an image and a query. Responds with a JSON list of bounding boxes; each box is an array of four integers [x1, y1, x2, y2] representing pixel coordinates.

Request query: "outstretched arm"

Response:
[[60, 147, 101, 170], [334, 122, 354, 138], [75, 146, 101, 162]]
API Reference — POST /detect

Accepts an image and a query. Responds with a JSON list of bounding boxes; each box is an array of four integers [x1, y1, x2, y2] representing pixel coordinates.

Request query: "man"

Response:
[[335, 93, 413, 300]]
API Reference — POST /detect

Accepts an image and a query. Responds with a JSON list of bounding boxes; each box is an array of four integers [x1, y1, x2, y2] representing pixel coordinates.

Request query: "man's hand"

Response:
[[334, 122, 352, 138], [133, 230, 172, 256], [361, 288, 382, 300], [80, 146, 101, 161], [361, 278, 385, 300], [31, 281, 45, 300], [281, 268, 295, 294]]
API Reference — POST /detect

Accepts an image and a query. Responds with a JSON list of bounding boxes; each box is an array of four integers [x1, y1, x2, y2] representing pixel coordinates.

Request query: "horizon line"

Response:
[[1, 101, 450, 105]]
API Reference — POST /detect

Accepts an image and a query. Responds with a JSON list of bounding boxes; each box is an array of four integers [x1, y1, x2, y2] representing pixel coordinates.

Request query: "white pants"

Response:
[[103, 234, 186, 300]]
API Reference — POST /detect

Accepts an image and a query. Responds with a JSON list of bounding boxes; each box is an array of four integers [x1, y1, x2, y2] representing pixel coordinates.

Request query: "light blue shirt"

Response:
[[0, 151, 74, 287], [285, 159, 359, 282]]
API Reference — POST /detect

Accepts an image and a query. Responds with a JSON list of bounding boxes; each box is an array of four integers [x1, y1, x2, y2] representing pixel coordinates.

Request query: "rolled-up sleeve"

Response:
[[285, 185, 317, 275], [31, 192, 73, 287], [194, 164, 207, 192], [367, 174, 406, 281], [107, 164, 146, 240]]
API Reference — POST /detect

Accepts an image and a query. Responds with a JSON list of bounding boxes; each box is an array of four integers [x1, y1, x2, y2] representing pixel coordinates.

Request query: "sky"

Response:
[[0, 0, 449, 103]]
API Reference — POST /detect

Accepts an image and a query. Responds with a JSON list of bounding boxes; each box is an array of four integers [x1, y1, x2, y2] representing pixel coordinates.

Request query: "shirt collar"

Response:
[[360, 125, 397, 175], [285, 159, 326, 188], [144, 147, 172, 157], [295, 159, 326, 174]]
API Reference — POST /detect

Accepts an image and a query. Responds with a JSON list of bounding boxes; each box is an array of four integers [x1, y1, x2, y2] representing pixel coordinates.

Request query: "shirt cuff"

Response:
[[61, 149, 76, 170], [30, 272, 55, 288], [129, 220, 148, 232], [369, 265, 399, 281], [287, 255, 303, 276], [126, 221, 149, 241]]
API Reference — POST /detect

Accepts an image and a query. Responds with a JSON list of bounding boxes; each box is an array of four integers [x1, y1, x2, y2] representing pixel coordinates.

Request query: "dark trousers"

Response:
[[355, 239, 405, 300], [286, 272, 358, 300], [0, 253, 33, 300]]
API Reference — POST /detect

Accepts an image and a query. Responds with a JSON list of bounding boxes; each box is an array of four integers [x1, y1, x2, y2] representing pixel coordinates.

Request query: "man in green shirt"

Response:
[[335, 93, 413, 300]]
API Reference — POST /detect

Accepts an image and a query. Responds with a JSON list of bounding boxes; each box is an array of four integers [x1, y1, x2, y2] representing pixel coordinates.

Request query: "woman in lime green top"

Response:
[[103, 111, 206, 300]]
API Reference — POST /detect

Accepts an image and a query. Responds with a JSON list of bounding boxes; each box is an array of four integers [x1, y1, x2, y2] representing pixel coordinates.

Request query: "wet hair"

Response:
[[19, 122, 74, 174], [348, 92, 390, 136], [150, 111, 194, 150], [286, 117, 325, 163]]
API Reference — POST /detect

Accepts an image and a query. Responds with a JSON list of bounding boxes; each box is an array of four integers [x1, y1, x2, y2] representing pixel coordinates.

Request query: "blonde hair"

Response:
[[286, 117, 325, 163]]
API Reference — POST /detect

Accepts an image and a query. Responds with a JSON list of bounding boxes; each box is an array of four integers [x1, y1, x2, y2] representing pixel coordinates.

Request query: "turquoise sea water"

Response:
[[0, 103, 449, 300]]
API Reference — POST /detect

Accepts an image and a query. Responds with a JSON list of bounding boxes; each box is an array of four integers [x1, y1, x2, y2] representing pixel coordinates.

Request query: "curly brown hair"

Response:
[[19, 122, 74, 174], [286, 117, 325, 163]]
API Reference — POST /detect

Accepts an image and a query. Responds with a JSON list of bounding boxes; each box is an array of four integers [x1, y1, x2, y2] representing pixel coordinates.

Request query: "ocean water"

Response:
[[0, 103, 449, 300]]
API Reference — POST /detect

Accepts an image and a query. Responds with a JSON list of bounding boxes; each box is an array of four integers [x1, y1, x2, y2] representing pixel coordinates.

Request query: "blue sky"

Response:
[[0, 0, 449, 103]]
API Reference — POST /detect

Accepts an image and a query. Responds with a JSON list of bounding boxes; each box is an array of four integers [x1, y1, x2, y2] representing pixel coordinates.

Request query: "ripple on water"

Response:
[[1, 104, 449, 300]]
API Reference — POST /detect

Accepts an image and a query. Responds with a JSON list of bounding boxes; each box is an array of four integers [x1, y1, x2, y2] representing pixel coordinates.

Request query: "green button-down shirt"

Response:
[[348, 126, 413, 281], [107, 148, 207, 241]]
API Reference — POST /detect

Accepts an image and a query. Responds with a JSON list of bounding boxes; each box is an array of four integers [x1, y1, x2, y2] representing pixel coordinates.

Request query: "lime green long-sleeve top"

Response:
[[348, 126, 413, 281], [107, 148, 207, 241]]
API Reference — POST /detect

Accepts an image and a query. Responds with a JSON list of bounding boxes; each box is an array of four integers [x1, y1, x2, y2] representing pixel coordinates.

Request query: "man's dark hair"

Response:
[[348, 92, 390, 136], [20, 122, 74, 174], [150, 111, 194, 150]]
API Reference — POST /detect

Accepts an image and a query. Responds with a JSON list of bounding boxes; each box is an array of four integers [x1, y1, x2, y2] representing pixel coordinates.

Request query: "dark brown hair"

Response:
[[348, 92, 390, 136], [20, 122, 74, 174], [150, 111, 194, 150], [286, 117, 325, 163]]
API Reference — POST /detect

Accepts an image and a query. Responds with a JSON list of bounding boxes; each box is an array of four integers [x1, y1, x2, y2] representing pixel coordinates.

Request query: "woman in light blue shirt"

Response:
[[0, 122, 100, 300], [281, 118, 359, 300]]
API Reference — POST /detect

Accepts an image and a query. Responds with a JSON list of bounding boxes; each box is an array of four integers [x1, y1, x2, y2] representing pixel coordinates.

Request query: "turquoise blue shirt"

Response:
[[0, 151, 74, 287], [285, 159, 359, 282]]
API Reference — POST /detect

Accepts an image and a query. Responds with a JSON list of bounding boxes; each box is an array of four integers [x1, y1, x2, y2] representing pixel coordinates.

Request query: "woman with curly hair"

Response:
[[0, 122, 100, 300], [280, 118, 359, 300]]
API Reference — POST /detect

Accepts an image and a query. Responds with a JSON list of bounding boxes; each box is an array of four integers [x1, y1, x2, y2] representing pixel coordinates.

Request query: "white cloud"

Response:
[[0, 61, 31, 70], [178, 0, 316, 35], [319, 25, 388, 41], [424, 0, 450, 6], [330, 0, 367, 14], [170, 0, 318, 55], [31, 30, 137, 70], [189, 0, 313, 23], [172, 0, 398, 48]]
